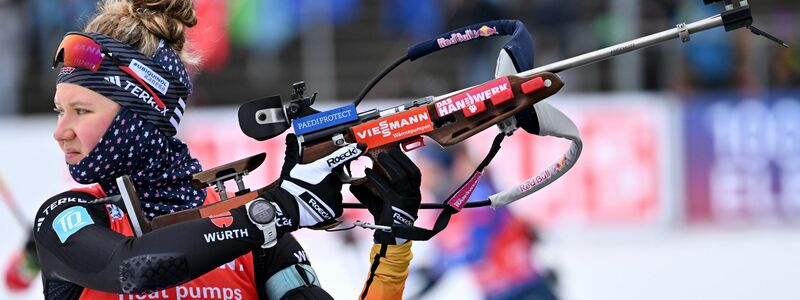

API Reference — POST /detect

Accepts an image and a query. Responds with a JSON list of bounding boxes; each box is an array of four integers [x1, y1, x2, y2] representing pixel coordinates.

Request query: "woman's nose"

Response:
[[53, 115, 76, 142]]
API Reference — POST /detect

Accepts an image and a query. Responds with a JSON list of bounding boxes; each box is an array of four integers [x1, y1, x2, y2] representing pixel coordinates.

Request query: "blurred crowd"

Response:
[[0, 0, 797, 114]]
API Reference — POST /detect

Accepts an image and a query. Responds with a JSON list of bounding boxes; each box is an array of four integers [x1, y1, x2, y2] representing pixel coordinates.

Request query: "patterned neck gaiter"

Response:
[[69, 108, 205, 219]]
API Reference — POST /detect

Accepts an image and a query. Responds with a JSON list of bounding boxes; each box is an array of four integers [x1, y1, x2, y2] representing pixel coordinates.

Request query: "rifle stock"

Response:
[[300, 72, 563, 168], [136, 70, 563, 231]]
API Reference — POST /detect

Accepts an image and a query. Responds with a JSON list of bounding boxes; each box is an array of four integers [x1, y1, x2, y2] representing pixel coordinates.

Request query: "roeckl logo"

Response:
[[299, 192, 332, 220], [326, 148, 361, 167], [392, 213, 413, 226]]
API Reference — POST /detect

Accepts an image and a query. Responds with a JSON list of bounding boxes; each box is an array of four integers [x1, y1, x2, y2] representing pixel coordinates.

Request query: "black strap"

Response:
[[391, 132, 505, 241], [359, 243, 389, 300], [352, 20, 531, 108]]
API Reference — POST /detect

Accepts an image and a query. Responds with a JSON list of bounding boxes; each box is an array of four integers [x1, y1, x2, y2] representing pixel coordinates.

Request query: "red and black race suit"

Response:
[[33, 185, 311, 300]]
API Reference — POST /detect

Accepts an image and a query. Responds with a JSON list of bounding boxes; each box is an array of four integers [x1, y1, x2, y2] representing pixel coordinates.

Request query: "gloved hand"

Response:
[[263, 134, 366, 235], [350, 148, 422, 244]]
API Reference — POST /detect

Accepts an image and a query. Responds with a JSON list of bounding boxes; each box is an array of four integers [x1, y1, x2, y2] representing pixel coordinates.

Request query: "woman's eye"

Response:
[[53, 107, 64, 117], [75, 109, 89, 115]]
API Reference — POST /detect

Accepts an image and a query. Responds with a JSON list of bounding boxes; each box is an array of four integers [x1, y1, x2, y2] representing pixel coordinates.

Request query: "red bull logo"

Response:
[[555, 155, 570, 171], [477, 25, 498, 37], [437, 25, 499, 48]]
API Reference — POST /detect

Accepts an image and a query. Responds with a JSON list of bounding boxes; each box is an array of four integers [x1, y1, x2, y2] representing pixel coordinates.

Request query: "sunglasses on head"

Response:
[[53, 32, 166, 110]]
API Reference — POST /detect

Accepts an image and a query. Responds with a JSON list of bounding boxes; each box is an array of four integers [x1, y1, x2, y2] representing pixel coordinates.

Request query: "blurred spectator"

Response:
[[9, 0, 800, 114], [0, 0, 24, 115], [188, 0, 230, 73], [381, 0, 443, 41], [412, 145, 558, 300], [443, 0, 504, 86], [3, 233, 38, 292]]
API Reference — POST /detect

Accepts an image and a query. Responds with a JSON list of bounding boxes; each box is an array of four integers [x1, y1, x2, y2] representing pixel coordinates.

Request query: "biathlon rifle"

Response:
[[116, 0, 786, 239]]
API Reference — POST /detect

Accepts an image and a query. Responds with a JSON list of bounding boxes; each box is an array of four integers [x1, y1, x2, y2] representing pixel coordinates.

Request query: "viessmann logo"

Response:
[[352, 107, 434, 148]]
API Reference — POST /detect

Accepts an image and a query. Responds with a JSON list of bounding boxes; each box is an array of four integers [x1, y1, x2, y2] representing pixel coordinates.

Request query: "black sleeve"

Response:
[[252, 233, 314, 299], [33, 191, 266, 295]]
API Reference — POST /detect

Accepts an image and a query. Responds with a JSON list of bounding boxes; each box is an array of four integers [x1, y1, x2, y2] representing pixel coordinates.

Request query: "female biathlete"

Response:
[[33, 0, 422, 299]]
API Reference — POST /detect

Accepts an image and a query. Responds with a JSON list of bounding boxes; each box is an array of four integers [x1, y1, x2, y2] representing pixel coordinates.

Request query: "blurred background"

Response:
[[1, 0, 799, 299]]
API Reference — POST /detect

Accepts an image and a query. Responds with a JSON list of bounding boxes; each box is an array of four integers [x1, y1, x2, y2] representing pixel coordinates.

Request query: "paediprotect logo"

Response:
[[352, 106, 434, 148], [292, 104, 359, 135]]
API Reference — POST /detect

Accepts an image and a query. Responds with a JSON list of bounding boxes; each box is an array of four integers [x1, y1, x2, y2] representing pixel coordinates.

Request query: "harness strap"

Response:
[[391, 133, 506, 241], [265, 264, 321, 300]]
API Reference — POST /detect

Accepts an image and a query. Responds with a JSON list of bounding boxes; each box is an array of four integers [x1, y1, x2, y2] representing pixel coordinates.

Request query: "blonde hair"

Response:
[[84, 0, 200, 65]]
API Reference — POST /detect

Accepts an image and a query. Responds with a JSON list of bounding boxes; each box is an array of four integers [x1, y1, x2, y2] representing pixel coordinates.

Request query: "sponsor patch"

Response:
[[292, 104, 359, 135], [210, 211, 234, 228], [52, 206, 94, 243], [447, 172, 483, 211], [107, 204, 124, 220], [218, 259, 246, 272], [129, 59, 170, 95], [41, 196, 90, 216], [299, 192, 332, 220], [326, 147, 361, 168], [517, 156, 568, 194], [203, 228, 249, 244], [352, 106, 434, 149], [435, 77, 512, 117], [437, 25, 498, 49], [122, 80, 168, 116], [117, 286, 245, 299], [59, 67, 76, 75], [104, 75, 122, 87], [293, 250, 309, 262], [463, 99, 487, 118]]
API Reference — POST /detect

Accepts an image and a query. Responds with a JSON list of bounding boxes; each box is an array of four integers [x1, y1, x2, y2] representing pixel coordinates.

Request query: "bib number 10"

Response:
[[53, 206, 95, 243]]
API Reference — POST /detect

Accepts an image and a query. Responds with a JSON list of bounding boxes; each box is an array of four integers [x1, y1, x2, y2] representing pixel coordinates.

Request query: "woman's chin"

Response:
[[65, 154, 83, 165]]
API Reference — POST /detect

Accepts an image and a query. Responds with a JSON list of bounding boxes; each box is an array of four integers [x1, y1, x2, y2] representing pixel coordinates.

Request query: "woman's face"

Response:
[[53, 83, 121, 165]]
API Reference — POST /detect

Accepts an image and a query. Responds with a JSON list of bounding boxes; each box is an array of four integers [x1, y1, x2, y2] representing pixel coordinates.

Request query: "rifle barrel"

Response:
[[520, 15, 724, 76]]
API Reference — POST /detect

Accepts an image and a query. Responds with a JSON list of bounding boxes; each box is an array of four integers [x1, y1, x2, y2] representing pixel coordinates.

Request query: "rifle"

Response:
[[118, 0, 786, 239]]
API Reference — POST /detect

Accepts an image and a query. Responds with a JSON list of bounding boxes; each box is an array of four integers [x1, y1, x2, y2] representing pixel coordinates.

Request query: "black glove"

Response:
[[350, 149, 422, 244], [263, 134, 366, 235]]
